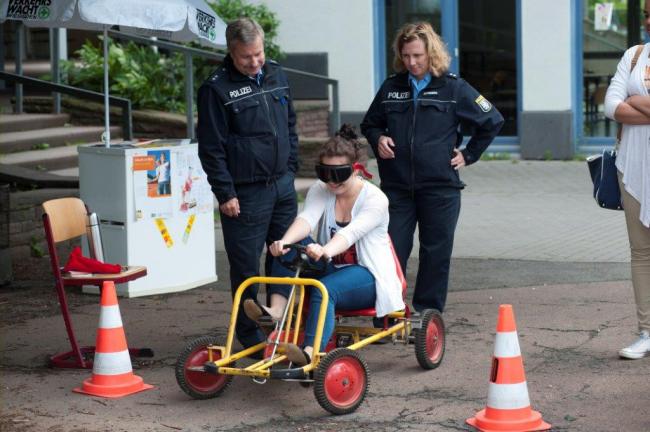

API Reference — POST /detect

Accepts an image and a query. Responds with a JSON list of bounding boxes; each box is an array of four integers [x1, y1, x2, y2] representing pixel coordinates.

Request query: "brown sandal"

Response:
[[282, 343, 311, 366], [242, 299, 272, 323]]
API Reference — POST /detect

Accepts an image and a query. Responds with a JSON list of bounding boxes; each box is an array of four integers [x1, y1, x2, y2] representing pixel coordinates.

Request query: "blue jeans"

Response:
[[158, 181, 170, 195], [384, 187, 460, 313], [270, 240, 376, 351], [221, 172, 297, 348]]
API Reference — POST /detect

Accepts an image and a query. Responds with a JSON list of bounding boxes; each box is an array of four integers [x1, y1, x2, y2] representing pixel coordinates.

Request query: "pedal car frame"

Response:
[[176, 247, 445, 415]]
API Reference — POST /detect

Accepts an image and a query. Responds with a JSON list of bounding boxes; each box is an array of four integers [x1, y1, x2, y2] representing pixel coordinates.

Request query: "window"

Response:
[[459, 0, 517, 136]]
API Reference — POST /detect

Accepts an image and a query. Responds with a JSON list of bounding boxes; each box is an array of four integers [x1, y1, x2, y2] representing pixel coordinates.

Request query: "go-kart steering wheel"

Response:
[[278, 243, 328, 277]]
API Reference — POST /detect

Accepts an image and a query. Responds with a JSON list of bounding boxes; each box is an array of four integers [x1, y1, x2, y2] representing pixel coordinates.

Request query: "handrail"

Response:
[[108, 30, 341, 136], [0, 71, 133, 140]]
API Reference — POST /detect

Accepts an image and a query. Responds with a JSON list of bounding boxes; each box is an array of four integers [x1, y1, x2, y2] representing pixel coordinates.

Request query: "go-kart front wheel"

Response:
[[313, 348, 369, 415], [414, 309, 445, 370], [175, 335, 233, 399]]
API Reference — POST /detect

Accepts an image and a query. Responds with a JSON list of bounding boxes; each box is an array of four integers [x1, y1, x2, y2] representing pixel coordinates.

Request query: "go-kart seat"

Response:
[[336, 239, 407, 318]]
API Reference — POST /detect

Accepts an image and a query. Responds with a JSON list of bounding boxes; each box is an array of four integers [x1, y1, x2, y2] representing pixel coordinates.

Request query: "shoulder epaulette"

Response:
[[209, 65, 226, 82], [267, 59, 279, 65], [446, 72, 458, 79]]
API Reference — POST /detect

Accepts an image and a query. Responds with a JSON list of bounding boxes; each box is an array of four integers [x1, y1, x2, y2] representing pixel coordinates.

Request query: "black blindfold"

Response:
[[315, 164, 353, 184]]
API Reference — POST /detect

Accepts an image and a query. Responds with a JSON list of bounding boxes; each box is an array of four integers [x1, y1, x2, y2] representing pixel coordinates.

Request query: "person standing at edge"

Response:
[[361, 22, 503, 315], [604, 0, 650, 360], [197, 17, 299, 350]]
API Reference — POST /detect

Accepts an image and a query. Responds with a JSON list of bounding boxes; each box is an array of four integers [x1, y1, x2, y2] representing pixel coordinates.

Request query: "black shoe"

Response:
[[243, 299, 273, 324], [372, 317, 396, 344], [373, 316, 397, 329]]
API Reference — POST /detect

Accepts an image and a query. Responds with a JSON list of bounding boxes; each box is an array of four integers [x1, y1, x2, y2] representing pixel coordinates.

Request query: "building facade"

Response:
[[256, 0, 645, 158]]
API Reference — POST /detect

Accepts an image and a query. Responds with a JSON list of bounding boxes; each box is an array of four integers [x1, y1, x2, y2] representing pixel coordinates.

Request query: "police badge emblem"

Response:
[[475, 95, 493, 113]]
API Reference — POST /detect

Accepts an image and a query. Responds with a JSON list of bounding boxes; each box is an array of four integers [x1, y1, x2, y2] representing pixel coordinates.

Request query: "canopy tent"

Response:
[[1, 0, 227, 146]]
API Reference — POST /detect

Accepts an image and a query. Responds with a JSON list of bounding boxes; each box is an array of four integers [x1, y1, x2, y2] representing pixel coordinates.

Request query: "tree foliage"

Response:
[[62, 38, 186, 113], [211, 0, 283, 60]]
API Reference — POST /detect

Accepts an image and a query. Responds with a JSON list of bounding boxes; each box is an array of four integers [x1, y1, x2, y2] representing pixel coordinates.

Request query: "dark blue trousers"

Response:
[[383, 187, 461, 313], [220, 172, 297, 348]]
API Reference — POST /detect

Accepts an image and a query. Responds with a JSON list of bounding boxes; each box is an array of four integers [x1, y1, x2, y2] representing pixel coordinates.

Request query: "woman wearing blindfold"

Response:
[[242, 125, 405, 366]]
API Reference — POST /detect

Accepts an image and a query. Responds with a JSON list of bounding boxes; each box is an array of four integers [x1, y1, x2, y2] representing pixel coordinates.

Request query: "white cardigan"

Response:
[[604, 44, 650, 227], [297, 180, 405, 317]]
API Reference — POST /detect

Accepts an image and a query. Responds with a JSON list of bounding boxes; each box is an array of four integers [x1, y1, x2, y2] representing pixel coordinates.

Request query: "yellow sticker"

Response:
[[154, 218, 174, 248], [182, 214, 196, 244]]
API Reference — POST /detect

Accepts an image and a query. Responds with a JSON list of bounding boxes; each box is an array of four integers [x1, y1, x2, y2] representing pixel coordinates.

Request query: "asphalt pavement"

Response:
[[2, 159, 648, 432]]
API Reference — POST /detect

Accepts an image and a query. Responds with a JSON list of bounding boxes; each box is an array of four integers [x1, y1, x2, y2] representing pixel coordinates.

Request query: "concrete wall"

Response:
[[252, 0, 376, 113], [521, 0, 573, 111], [8, 189, 79, 262], [520, 0, 574, 158]]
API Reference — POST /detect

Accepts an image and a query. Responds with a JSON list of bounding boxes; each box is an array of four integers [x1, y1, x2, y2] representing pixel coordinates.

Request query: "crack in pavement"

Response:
[[369, 386, 483, 405]]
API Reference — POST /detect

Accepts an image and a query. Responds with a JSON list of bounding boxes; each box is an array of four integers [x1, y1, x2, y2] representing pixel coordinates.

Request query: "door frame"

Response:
[[374, 0, 522, 150]]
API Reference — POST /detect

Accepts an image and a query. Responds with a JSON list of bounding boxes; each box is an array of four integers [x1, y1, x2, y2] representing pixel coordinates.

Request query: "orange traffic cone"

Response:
[[467, 304, 550, 432], [74, 281, 153, 398]]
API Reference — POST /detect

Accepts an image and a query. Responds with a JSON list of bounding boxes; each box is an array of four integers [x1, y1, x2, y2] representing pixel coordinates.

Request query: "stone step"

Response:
[[49, 167, 79, 177], [1, 143, 82, 171], [0, 113, 71, 132], [0, 125, 121, 153]]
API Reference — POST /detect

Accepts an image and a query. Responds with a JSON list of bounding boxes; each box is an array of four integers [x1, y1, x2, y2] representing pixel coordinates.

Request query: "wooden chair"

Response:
[[42, 197, 149, 368]]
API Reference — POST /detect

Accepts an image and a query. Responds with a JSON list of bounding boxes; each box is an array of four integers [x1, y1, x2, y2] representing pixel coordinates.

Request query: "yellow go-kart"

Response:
[[175, 244, 445, 415]]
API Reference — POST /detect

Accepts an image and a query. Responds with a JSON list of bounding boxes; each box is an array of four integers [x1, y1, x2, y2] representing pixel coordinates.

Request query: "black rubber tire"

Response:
[[313, 348, 369, 415], [414, 309, 445, 370], [175, 335, 233, 399]]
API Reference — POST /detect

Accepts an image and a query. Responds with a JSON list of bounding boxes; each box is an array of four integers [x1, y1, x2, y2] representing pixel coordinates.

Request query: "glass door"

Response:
[[458, 0, 518, 136], [384, 0, 443, 78], [383, 0, 517, 138]]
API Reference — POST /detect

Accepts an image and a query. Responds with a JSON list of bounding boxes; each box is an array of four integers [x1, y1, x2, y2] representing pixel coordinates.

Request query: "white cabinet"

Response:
[[79, 142, 217, 297]]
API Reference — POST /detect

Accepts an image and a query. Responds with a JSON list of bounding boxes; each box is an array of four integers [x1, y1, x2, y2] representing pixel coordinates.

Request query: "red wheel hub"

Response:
[[324, 357, 365, 408], [426, 317, 444, 361], [184, 347, 227, 393]]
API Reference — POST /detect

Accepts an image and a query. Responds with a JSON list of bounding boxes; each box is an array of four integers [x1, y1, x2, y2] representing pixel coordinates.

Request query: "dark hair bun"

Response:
[[336, 124, 358, 141]]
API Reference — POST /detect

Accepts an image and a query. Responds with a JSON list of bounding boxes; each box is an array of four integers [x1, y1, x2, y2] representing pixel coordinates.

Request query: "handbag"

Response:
[[585, 44, 644, 211], [587, 149, 622, 210]]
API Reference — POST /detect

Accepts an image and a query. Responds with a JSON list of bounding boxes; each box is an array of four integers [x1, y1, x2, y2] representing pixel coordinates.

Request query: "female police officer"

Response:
[[361, 22, 503, 315]]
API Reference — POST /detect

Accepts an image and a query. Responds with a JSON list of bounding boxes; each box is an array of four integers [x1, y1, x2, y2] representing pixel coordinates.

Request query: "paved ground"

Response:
[[2, 160, 648, 432]]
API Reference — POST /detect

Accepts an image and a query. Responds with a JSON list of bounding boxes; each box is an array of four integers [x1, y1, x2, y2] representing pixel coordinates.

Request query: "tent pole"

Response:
[[103, 28, 111, 148]]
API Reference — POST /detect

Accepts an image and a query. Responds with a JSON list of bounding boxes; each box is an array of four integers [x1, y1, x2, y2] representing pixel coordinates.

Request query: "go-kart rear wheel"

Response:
[[313, 348, 369, 415], [414, 309, 445, 370], [175, 335, 233, 399]]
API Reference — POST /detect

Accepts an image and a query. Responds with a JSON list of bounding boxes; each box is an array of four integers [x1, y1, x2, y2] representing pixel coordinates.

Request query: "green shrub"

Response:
[[62, 38, 186, 113]]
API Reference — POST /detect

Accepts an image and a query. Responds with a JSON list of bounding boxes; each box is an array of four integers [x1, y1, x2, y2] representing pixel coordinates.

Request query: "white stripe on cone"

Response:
[[487, 382, 531, 410], [493, 331, 521, 358], [93, 350, 133, 375], [98, 305, 123, 329]]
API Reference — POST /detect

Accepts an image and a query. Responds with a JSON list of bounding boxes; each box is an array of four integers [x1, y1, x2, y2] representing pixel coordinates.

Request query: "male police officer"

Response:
[[198, 18, 298, 349]]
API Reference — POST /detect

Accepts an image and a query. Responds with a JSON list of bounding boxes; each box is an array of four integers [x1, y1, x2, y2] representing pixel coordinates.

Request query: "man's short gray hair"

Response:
[[226, 18, 265, 51]]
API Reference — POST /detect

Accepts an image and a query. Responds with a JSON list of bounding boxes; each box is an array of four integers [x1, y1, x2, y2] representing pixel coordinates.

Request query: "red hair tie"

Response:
[[353, 162, 373, 179]]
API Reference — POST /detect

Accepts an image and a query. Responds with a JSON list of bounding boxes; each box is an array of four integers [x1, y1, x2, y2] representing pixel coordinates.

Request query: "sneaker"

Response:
[[619, 330, 650, 359]]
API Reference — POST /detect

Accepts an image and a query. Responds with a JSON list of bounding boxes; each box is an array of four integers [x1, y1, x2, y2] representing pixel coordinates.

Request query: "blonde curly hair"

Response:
[[392, 22, 450, 78]]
